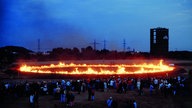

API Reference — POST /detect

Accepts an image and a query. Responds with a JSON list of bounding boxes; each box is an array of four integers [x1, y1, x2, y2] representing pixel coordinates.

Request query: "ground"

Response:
[[1, 59, 192, 108], [1, 88, 192, 108]]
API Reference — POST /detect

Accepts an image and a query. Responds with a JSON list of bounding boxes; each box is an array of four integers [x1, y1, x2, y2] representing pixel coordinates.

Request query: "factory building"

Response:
[[150, 27, 169, 56]]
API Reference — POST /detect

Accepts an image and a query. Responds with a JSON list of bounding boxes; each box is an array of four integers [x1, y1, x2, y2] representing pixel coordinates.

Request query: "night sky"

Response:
[[0, 0, 192, 52]]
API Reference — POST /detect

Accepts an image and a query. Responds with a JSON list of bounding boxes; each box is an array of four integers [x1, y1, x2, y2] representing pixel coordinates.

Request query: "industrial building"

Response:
[[150, 27, 169, 56]]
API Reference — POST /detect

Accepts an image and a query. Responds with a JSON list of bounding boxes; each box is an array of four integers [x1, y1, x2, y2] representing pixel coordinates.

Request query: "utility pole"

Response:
[[38, 39, 40, 53], [90, 40, 99, 51], [123, 39, 126, 52], [103, 39, 106, 50]]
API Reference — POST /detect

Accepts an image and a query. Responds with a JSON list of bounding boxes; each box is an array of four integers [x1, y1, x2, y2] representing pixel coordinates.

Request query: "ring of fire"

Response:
[[19, 60, 175, 75]]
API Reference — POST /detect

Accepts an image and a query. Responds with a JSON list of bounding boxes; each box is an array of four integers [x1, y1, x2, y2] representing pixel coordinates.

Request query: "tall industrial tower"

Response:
[[150, 27, 169, 56]]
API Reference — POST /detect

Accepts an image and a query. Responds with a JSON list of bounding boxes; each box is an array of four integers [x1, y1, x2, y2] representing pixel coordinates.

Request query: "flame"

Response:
[[19, 60, 174, 75]]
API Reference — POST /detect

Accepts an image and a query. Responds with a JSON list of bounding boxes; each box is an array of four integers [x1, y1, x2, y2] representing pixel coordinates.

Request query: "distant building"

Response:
[[150, 27, 169, 56]]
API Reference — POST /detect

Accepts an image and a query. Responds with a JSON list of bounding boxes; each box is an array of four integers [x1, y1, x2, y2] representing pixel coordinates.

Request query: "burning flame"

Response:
[[19, 60, 174, 75]]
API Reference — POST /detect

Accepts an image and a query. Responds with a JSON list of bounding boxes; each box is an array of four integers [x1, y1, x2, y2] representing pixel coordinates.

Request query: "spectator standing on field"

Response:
[[107, 97, 113, 108], [29, 93, 34, 108]]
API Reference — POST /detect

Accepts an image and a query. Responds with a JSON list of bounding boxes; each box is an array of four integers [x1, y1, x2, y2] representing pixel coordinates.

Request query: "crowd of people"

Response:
[[0, 74, 191, 108]]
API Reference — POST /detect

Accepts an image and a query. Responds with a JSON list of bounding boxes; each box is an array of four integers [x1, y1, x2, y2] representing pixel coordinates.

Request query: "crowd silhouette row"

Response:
[[0, 75, 191, 108]]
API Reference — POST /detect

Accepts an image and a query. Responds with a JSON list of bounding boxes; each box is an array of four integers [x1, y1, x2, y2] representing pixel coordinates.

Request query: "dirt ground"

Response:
[[1, 88, 192, 108], [1, 59, 192, 108]]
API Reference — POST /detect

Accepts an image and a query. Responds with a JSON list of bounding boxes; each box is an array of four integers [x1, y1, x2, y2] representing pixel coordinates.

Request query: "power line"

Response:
[[103, 39, 106, 50], [123, 39, 126, 52], [90, 40, 99, 50], [38, 39, 40, 52]]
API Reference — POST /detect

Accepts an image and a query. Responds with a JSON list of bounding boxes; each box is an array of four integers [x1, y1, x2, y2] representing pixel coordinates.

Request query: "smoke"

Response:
[[0, 0, 90, 51]]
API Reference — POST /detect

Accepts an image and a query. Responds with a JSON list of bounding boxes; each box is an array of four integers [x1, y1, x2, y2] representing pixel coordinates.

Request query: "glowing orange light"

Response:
[[19, 60, 174, 75]]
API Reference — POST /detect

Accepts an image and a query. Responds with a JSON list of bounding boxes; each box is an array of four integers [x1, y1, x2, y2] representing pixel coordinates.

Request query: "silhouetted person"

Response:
[[29, 93, 34, 108], [129, 99, 134, 108], [133, 100, 137, 108], [88, 86, 92, 101], [107, 97, 113, 108], [91, 87, 95, 101], [112, 99, 118, 108], [34, 91, 39, 108]]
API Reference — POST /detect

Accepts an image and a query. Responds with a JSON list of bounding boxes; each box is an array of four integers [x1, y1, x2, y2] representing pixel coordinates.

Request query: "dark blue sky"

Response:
[[1, 0, 192, 52]]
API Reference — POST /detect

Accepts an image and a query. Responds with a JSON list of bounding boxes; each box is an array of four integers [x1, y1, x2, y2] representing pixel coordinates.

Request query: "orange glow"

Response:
[[19, 60, 174, 75]]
